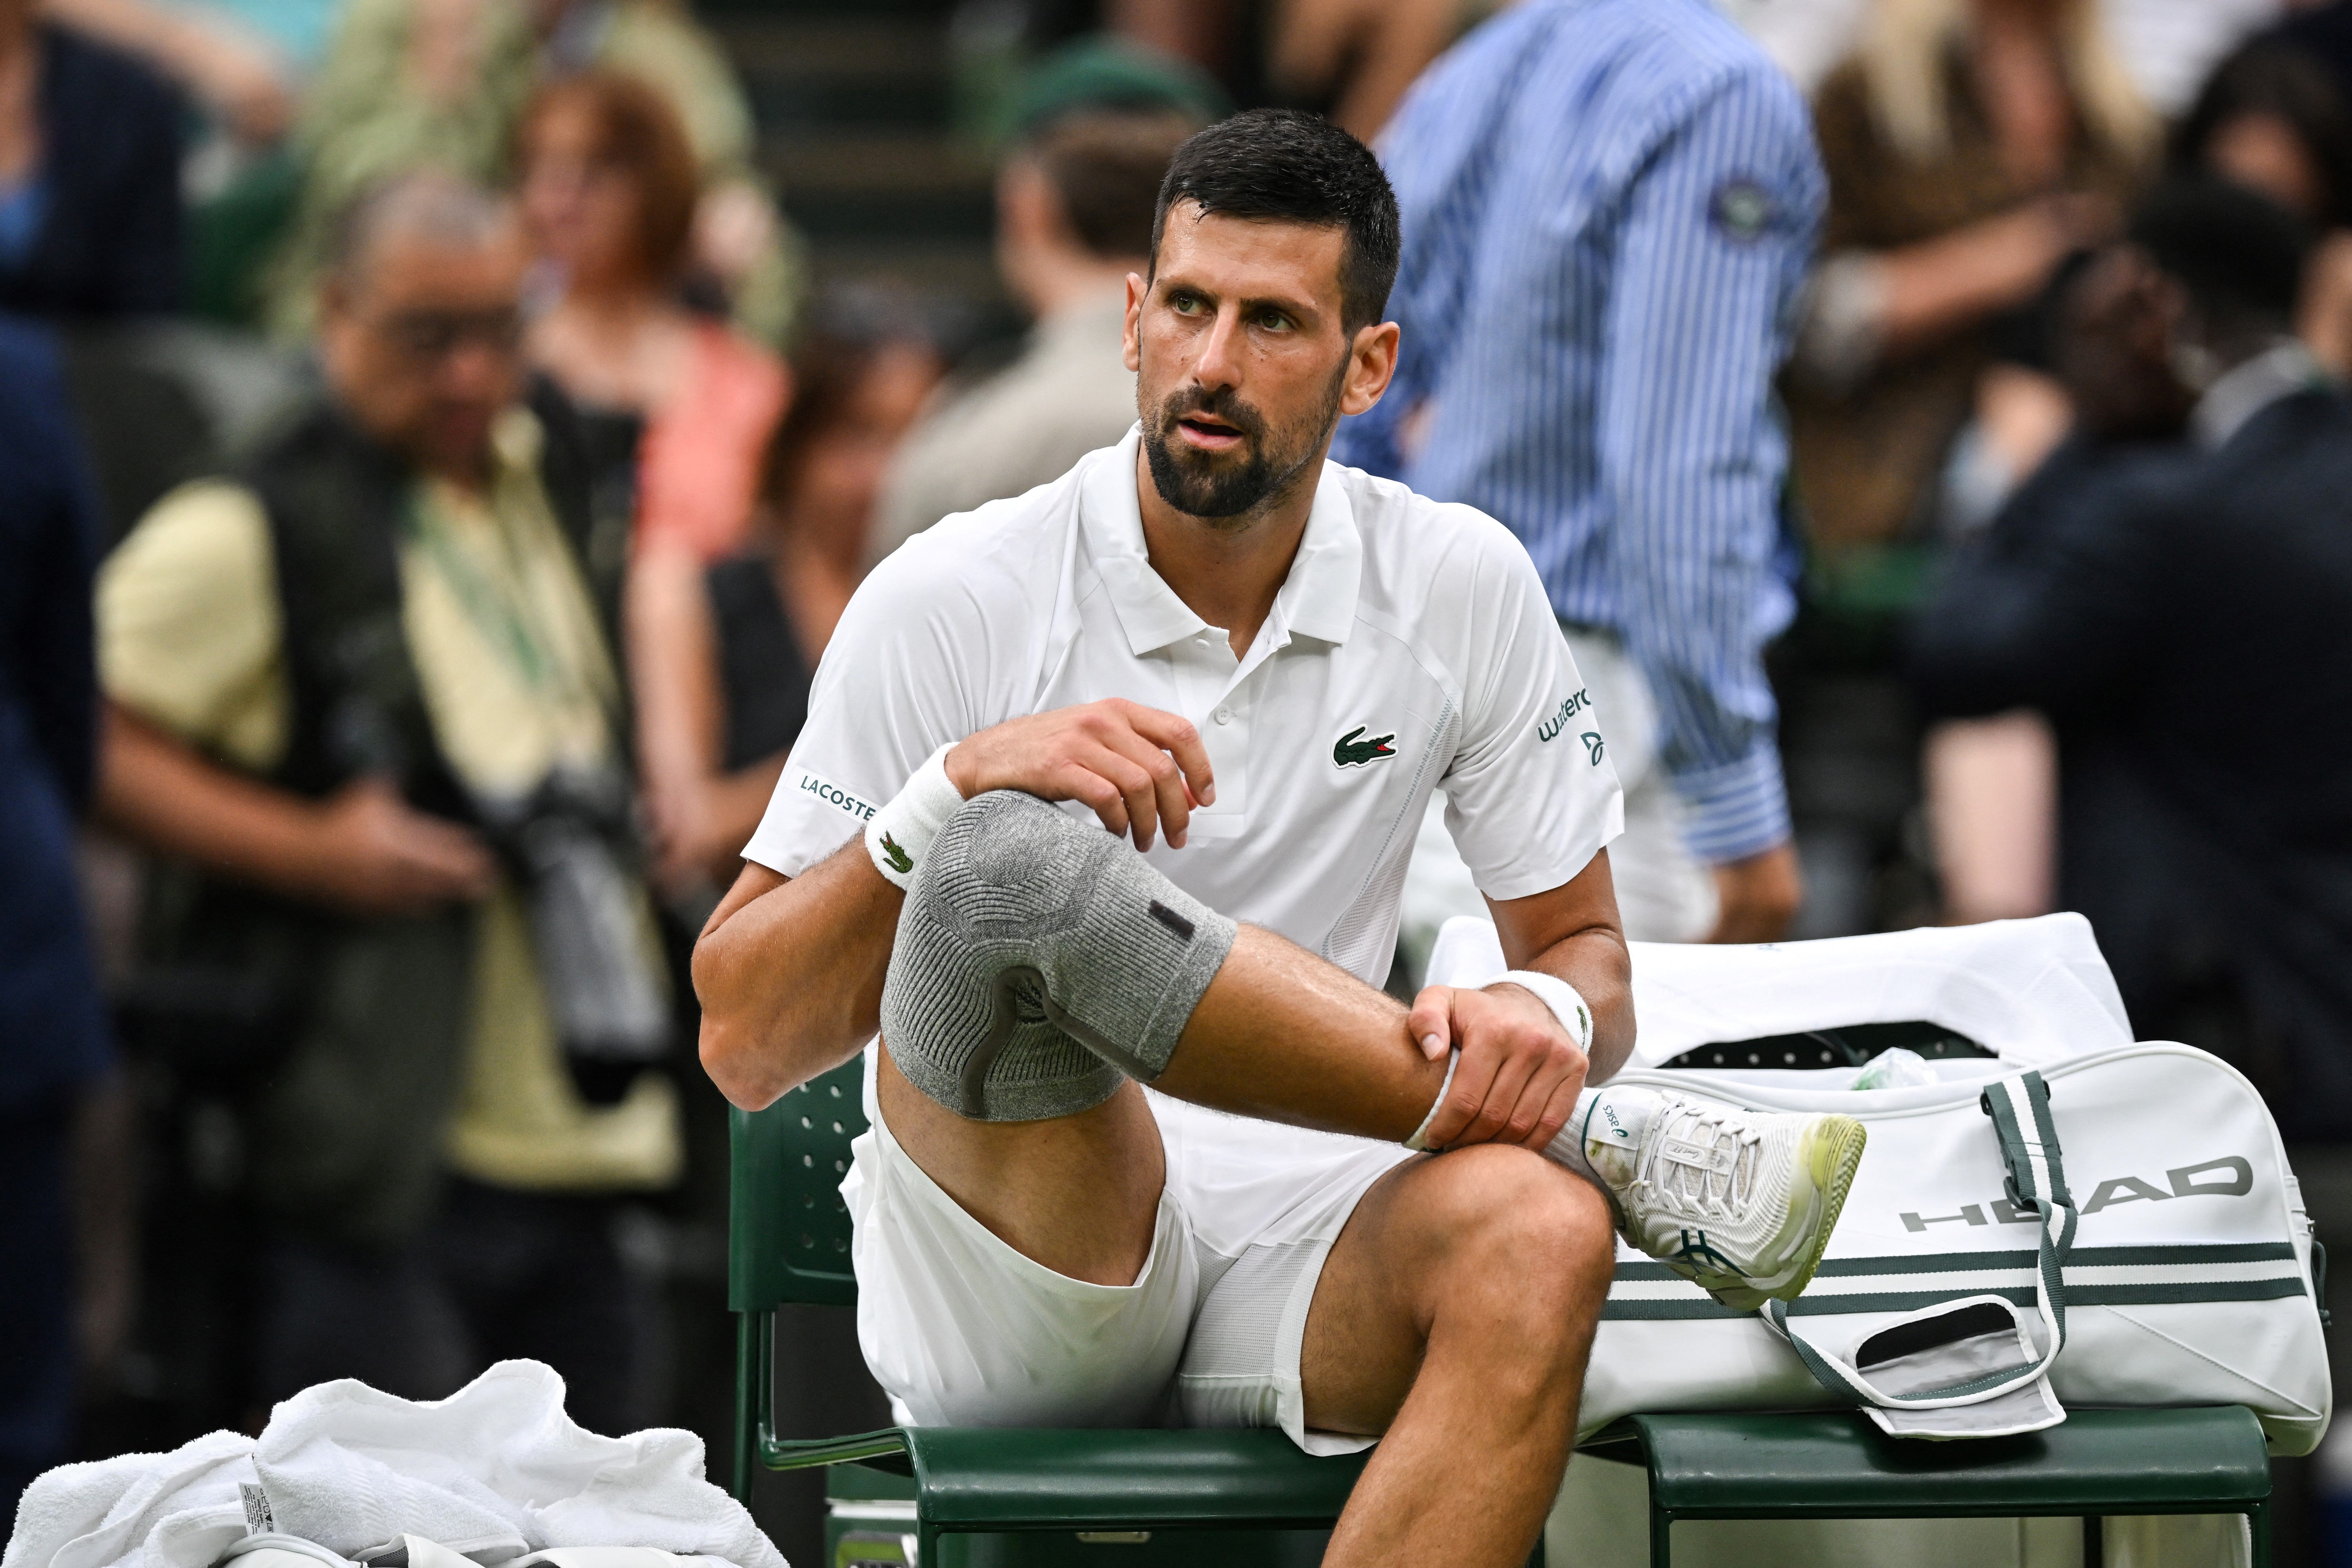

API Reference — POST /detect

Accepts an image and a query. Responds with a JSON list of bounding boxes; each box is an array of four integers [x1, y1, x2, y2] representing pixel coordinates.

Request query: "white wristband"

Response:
[[1496, 970, 1594, 1053], [1404, 1049, 1460, 1152], [865, 743, 966, 890]]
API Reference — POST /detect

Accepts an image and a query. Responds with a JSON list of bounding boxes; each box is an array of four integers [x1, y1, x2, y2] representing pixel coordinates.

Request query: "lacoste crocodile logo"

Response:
[[1333, 726, 1398, 769], [879, 833, 913, 874]]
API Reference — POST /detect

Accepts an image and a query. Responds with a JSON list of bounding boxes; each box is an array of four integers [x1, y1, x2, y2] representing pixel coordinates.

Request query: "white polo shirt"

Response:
[[743, 427, 1623, 985]]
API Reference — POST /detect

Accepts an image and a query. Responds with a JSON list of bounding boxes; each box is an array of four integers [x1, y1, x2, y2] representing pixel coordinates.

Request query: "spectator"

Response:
[[520, 70, 787, 571], [262, 0, 798, 346], [635, 320, 941, 901], [1910, 177, 2350, 1128], [0, 0, 184, 317], [0, 315, 114, 1510], [1925, 32, 2352, 934], [867, 102, 1194, 568], [1263, 0, 1497, 139], [2179, 40, 2352, 226], [2172, 39, 2352, 373], [1725, 0, 2290, 111], [43, 0, 298, 148], [1783, 0, 2151, 554], [1333, 0, 1819, 945], [94, 171, 678, 1433]]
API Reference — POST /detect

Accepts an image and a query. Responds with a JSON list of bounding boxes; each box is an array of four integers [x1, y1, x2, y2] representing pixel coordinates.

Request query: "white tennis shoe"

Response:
[[1580, 1091, 1866, 1311]]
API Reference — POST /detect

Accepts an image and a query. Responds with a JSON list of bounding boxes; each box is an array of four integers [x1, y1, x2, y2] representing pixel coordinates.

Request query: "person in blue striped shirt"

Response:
[[1332, 0, 1824, 945]]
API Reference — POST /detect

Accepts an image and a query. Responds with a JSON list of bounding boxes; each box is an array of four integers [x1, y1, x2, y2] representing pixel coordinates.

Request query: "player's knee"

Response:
[[918, 788, 1079, 914], [1429, 1146, 1614, 1324], [881, 790, 1236, 1121]]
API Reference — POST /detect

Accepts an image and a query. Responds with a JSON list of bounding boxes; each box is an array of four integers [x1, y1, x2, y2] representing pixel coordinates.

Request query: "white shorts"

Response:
[[842, 1048, 1416, 1455]]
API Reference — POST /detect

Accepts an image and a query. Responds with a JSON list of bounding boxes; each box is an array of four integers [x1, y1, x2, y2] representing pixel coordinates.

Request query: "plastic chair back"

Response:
[[729, 1058, 868, 1312]]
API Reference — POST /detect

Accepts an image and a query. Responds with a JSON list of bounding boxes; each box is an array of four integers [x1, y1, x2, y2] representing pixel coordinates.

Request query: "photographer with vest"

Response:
[[94, 171, 677, 1431]]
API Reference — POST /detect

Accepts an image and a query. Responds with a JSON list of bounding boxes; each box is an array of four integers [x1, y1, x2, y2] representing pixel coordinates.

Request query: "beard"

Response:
[[1139, 364, 1347, 522]]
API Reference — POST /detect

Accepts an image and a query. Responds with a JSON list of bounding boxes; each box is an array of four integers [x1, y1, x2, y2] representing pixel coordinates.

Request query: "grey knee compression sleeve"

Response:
[[880, 790, 1239, 1121]]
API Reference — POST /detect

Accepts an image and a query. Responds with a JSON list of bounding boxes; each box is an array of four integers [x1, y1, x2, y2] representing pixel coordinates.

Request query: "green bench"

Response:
[[1578, 1407, 2272, 1566], [731, 1059, 2275, 1565]]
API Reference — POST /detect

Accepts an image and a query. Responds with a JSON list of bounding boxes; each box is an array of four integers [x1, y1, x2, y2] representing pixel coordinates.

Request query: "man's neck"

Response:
[[1132, 443, 1322, 660]]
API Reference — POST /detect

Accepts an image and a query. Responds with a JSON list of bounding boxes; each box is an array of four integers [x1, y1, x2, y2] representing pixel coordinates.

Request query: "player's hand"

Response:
[[944, 699, 1215, 851], [300, 777, 497, 915], [1406, 981, 1588, 1151]]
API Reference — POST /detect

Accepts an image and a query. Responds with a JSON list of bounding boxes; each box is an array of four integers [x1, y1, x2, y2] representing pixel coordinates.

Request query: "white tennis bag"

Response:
[[1577, 1045, 2331, 1452], [1425, 913, 2331, 1453]]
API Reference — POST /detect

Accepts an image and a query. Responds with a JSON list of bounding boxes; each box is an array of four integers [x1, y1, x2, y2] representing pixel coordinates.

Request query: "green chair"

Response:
[[731, 1057, 2275, 1567], [729, 1061, 1392, 1566]]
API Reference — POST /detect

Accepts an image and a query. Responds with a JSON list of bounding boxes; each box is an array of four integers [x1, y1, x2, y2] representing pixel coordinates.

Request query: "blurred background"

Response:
[[11, 0, 2352, 1562]]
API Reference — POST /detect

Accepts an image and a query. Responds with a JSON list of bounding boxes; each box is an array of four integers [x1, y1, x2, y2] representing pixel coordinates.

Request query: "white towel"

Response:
[[1424, 911, 2133, 1068], [5, 1363, 785, 1568], [251, 1364, 782, 1568], [4, 1430, 253, 1568]]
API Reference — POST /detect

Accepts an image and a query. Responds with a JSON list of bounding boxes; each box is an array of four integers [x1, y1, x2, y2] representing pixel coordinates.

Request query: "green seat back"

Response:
[[729, 1058, 870, 1311]]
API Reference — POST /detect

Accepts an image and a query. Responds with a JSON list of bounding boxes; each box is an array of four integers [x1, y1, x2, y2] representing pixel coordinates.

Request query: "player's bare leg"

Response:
[[879, 946, 1613, 1568], [1304, 1146, 1613, 1568], [875, 914, 1446, 1292]]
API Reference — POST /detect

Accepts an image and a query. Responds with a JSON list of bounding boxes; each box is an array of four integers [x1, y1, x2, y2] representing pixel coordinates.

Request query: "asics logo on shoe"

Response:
[[879, 833, 914, 874], [1672, 1229, 1736, 1274], [1600, 1103, 1631, 1138], [1333, 726, 1398, 768]]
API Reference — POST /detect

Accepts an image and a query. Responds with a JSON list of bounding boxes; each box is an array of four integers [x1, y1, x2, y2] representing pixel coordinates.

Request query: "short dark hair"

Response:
[[2129, 174, 2311, 334], [1026, 110, 1197, 262], [2173, 42, 2352, 229], [1149, 108, 1399, 332]]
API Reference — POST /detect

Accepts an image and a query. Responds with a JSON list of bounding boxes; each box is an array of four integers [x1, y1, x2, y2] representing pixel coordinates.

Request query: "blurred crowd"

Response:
[[11, 0, 2352, 1560]]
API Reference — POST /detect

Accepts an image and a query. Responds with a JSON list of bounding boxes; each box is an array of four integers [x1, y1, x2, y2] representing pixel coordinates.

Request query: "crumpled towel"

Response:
[[4, 1431, 253, 1568], [4, 1363, 786, 1568], [251, 1363, 780, 1568]]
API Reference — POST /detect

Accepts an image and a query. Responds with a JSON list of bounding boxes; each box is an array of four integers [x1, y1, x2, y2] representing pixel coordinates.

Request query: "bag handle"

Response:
[[1763, 1071, 2078, 1409]]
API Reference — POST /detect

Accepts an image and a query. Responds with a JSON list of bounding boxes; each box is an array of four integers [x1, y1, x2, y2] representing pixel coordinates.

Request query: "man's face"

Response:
[[317, 225, 529, 477], [1124, 202, 1395, 522]]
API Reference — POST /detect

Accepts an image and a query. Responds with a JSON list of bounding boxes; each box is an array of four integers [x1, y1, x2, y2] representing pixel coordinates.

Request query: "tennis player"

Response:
[[696, 109, 1862, 1567]]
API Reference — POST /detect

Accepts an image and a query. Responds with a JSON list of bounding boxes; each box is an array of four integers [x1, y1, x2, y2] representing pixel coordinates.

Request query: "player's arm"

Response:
[[1404, 490, 1642, 1152], [693, 849, 899, 1111], [1490, 856, 1633, 1086], [694, 698, 1217, 1110], [1402, 852, 1631, 1154]]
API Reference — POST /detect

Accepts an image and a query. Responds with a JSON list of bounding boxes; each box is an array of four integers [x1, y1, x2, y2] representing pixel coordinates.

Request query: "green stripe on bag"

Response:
[[1611, 1240, 2298, 1285], [1601, 1275, 2306, 1321]]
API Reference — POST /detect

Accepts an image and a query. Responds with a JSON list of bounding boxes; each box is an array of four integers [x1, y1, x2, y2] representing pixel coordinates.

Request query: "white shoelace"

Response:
[[1632, 1098, 1762, 1221]]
